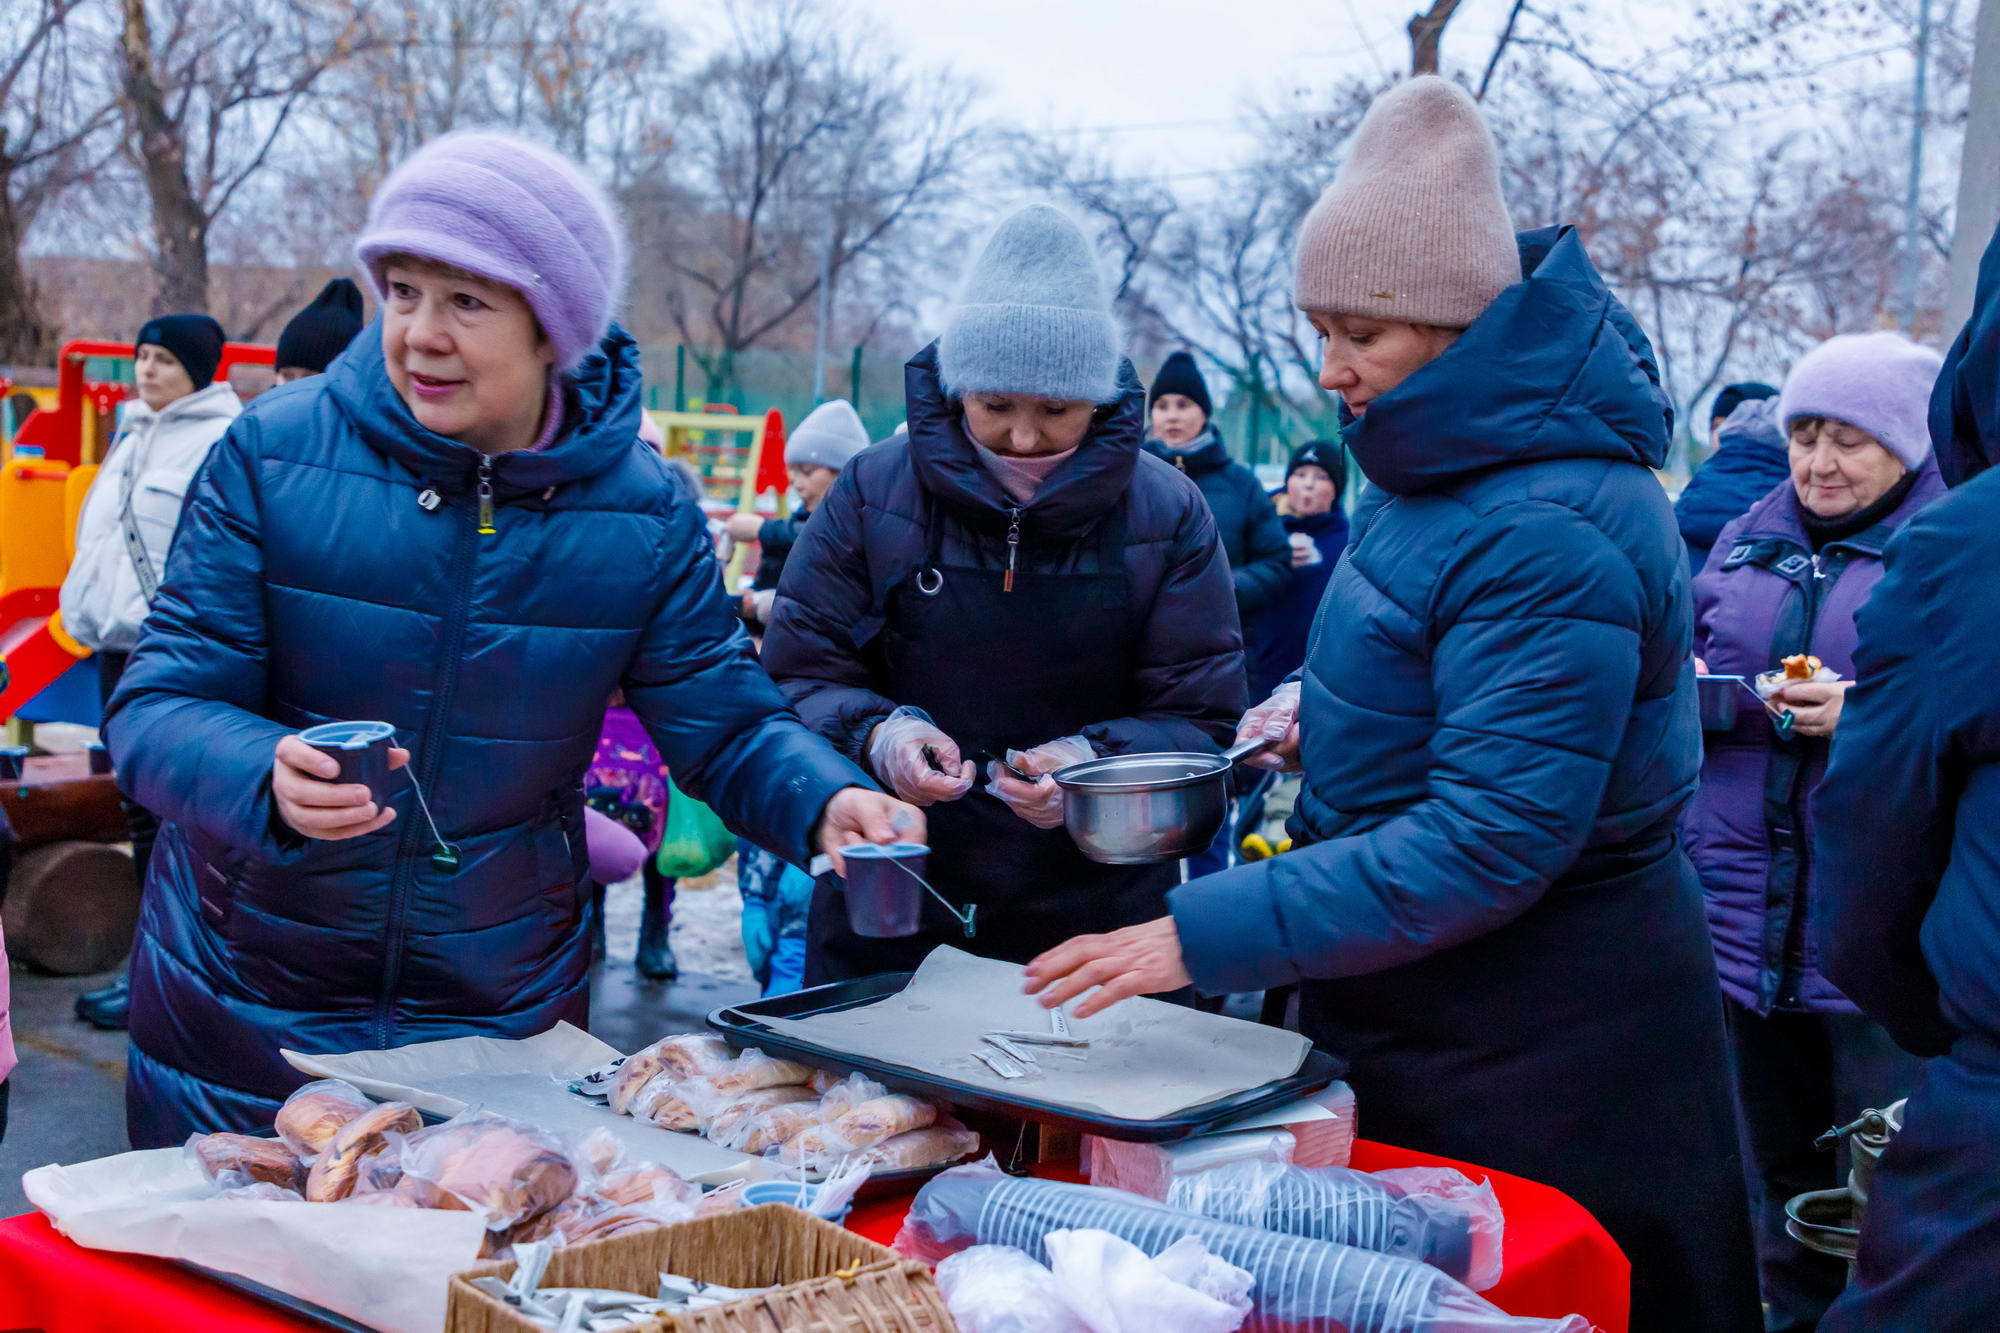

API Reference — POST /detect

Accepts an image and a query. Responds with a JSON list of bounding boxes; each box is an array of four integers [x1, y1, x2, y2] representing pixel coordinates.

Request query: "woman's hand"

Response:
[[814, 787, 925, 877], [1236, 682, 1303, 772], [988, 735, 1094, 829], [1775, 680, 1851, 738], [865, 709, 976, 806], [1695, 657, 1710, 676], [272, 735, 408, 840], [724, 513, 764, 543], [1023, 917, 1193, 1018]]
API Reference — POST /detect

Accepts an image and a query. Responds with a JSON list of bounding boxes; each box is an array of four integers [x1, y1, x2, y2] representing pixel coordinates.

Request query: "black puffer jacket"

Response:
[[763, 343, 1246, 767], [1143, 431, 1290, 625]]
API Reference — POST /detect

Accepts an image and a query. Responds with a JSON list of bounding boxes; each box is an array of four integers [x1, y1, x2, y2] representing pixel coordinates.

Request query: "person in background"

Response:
[[1811, 220, 2000, 1333], [1144, 351, 1289, 639], [1685, 331, 1942, 1331], [61, 313, 239, 1034], [1025, 77, 1759, 1331], [763, 203, 1243, 983], [726, 398, 872, 629], [1250, 440, 1349, 698], [1677, 383, 1785, 569], [103, 130, 914, 1144], [274, 278, 366, 382]]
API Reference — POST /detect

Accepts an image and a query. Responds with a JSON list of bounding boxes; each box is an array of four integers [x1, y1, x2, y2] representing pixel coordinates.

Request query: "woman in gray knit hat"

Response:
[[761, 203, 1245, 981], [1027, 78, 1759, 1332]]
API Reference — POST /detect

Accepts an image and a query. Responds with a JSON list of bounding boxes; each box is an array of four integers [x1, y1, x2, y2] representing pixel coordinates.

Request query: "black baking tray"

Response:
[[184, 1263, 380, 1332], [708, 972, 1344, 1143]]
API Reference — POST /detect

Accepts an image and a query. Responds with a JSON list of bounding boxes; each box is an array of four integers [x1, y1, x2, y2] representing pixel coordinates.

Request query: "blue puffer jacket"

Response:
[[1166, 228, 1758, 1329], [1675, 398, 1790, 570], [106, 322, 868, 1146]]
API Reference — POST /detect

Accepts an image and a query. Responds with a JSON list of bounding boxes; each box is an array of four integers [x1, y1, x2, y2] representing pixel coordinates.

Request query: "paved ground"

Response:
[[0, 865, 757, 1216]]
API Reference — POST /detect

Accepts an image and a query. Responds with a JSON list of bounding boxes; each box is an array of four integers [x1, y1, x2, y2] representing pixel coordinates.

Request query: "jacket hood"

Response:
[[1714, 396, 1784, 454], [903, 339, 1144, 540], [323, 315, 644, 496], [1143, 429, 1231, 476], [123, 380, 242, 429], [1342, 226, 1674, 497], [1932, 217, 2000, 487]]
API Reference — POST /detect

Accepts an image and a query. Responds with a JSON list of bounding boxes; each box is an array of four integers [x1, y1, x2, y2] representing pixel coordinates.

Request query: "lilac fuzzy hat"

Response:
[[355, 131, 627, 371], [1777, 330, 1944, 470]]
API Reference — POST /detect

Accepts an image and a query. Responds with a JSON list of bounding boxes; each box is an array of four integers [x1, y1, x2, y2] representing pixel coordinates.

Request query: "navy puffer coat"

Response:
[[107, 323, 868, 1146], [1142, 431, 1290, 626], [1675, 397, 1790, 569], [1167, 228, 1758, 1331]]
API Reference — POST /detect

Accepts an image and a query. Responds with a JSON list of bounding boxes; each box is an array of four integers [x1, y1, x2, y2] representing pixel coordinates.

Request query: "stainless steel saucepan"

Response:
[[1051, 736, 1274, 865]]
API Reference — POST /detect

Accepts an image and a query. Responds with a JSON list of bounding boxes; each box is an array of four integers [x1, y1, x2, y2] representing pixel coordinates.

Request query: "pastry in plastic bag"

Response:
[[834, 1095, 937, 1151], [187, 1133, 304, 1192], [814, 1072, 888, 1119], [600, 1165, 700, 1211], [306, 1101, 422, 1202], [708, 1046, 813, 1095], [274, 1079, 373, 1159], [400, 1112, 579, 1230], [607, 1034, 731, 1115], [856, 1126, 980, 1171], [703, 1086, 819, 1154]]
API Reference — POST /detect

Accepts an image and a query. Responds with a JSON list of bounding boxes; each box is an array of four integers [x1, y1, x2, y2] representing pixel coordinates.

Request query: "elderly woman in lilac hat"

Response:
[[1683, 329, 1944, 1329], [102, 130, 917, 1143]]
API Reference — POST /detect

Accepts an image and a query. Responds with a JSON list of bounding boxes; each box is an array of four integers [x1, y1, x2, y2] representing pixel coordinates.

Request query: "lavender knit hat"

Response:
[[1777, 331, 1944, 470], [355, 131, 627, 371]]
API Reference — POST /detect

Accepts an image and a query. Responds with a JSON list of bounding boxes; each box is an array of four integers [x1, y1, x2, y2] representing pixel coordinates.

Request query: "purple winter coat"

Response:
[[1686, 464, 1944, 1013]]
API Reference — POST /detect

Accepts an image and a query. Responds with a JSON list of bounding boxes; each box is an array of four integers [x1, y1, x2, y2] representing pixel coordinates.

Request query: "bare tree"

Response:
[[1, 0, 119, 362], [115, 0, 369, 314], [1407, 0, 1466, 77], [639, 0, 976, 399]]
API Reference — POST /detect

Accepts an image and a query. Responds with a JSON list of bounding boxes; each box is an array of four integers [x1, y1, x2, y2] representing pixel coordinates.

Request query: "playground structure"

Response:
[[646, 404, 789, 585]]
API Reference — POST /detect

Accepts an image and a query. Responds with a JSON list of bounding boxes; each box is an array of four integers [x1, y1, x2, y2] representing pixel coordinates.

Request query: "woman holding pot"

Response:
[[1026, 79, 1758, 1330], [104, 131, 913, 1144], [761, 204, 1244, 983], [1685, 330, 1941, 1329]]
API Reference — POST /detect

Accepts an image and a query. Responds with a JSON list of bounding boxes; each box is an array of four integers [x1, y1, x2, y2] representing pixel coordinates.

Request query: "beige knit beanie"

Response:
[[1295, 76, 1518, 329]]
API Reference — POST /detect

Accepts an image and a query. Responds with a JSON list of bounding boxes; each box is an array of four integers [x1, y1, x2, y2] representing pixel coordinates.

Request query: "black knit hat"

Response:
[[1148, 349, 1212, 417], [1710, 380, 1777, 425], [1288, 439, 1346, 494], [135, 313, 227, 389], [275, 278, 366, 375]]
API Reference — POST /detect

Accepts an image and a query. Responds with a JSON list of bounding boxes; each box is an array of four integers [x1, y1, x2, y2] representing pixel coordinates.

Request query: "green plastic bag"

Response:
[[654, 778, 736, 877]]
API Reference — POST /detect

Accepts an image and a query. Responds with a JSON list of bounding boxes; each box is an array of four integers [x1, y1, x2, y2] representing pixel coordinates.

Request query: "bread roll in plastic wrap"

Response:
[[274, 1079, 373, 1159], [607, 1034, 732, 1114], [705, 1087, 823, 1154], [855, 1126, 980, 1171], [835, 1095, 938, 1150], [400, 1112, 578, 1230], [599, 1166, 700, 1211], [306, 1101, 422, 1202], [187, 1133, 305, 1192], [708, 1046, 813, 1095]]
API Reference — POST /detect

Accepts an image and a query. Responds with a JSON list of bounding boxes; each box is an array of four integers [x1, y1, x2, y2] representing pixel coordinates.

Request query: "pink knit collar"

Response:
[[976, 443, 1078, 505], [526, 371, 565, 452]]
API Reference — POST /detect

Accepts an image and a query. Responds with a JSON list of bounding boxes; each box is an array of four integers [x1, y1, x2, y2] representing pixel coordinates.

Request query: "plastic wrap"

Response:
[[1047, 1229, 1252, 1333], [896, 1160, 1591, 1333], [707, 1046, 814, 1095], [216, 1178, 307, 1203], [398, 1111, 579, 1231], [854, 1126, 980, 1171], [936, 1245, 1088, 1333], [1165, 1161, 1506, 1291], [306, 1101, 422, 1202], [702, 1086, 820, 1153], [815, 1071, 889, 1118], [606, 1034, 735, 1115], [834, 1094, 938, 1149], [274, 1079, 374, 1159], [1091, 1128, 1296, 1202], [185, 1133, 304, 1192]]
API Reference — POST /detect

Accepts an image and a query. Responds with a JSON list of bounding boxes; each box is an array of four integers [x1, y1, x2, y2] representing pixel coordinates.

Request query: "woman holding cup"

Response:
[[103, 131, 915, 1145]]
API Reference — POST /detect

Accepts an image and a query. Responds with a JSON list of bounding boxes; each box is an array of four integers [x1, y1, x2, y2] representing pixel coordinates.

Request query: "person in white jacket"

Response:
[[60, 313, 239, 1032]]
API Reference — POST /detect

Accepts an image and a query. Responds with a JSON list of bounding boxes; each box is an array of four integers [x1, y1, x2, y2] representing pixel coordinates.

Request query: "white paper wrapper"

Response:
[[748, 946, 1312, 1122], [281, 1023, 784, 1187], [23, 1146, 487, 1333]]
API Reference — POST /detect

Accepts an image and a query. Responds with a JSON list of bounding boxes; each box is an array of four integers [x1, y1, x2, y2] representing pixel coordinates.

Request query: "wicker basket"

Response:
[[445, 1203, 956, 1333]]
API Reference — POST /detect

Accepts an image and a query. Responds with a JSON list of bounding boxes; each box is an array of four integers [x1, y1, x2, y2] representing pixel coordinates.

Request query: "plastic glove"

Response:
[[738, 588, 776, 624], [1235, 682, 1301, 772], [866, 707, 976, 807], [988, 735, 1095, 830]]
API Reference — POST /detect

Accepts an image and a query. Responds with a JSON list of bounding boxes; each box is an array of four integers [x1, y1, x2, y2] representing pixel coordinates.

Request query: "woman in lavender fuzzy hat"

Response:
[[101, 129, 918, 1143], [1684, 328, 1943, 1329]]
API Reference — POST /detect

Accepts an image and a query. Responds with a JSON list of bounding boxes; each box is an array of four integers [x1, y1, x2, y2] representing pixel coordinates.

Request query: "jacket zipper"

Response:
[[371, 471, 484, 1047], [1003, 506, 1021, 592]]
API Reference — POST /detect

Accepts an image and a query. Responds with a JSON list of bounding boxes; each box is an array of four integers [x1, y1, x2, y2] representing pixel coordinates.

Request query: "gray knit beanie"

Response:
[[939, 204, 1120, 404], [1295, 76, 1518, 329], [785, 399, 871, 471]]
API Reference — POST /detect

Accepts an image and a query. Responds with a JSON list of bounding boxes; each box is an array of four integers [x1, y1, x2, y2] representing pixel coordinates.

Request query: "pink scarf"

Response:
[[977, 444, 1078, 505]]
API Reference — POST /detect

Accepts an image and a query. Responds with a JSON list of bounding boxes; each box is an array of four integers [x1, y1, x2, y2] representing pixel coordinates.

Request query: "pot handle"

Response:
[[1222, 736, 1277, 765]]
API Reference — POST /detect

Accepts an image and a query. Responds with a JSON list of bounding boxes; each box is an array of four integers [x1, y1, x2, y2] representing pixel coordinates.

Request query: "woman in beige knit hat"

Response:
[[1029, 77, 1760, 1331]]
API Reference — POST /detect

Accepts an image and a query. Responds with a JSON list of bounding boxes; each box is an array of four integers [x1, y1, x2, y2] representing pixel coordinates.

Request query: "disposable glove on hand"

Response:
[[866, 707, 976, 807], [1236, 682, 1302, 772], [988, 735, 1095, 830]]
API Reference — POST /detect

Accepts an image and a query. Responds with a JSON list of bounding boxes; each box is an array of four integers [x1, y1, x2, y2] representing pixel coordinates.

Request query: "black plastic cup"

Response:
[[0, 746, 27, 781], [839, 842, 929, 938], [86, 741, 113, 775], [297, 720, 397, 805]]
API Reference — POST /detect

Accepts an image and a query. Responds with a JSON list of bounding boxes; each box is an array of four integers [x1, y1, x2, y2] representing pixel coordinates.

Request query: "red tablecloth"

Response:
[[0, 1141, 1628, 1333]]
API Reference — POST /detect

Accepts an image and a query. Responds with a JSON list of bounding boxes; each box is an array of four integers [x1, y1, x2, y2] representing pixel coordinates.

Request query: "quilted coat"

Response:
[[106, 322, 868, 1145]]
